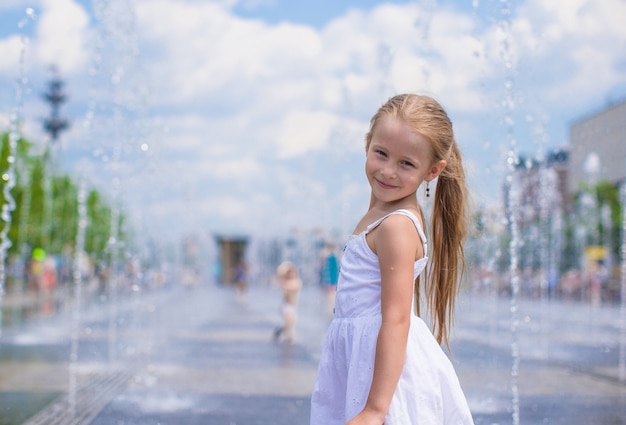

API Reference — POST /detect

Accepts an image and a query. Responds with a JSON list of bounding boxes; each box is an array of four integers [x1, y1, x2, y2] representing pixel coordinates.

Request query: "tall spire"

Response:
[[42, 66, 70, 142]]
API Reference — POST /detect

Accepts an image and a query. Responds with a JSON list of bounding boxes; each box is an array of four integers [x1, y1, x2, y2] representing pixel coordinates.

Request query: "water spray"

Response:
[[0, 7, 36, 339]]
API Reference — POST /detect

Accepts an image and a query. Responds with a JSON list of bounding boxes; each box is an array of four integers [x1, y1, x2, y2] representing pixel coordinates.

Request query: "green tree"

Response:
[[595, 180, 622, 259], [0, 132, 127, 288]]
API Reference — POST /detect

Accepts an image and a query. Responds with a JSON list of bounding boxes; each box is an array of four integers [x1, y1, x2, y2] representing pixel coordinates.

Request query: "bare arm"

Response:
[[346, 215, 420, 425]]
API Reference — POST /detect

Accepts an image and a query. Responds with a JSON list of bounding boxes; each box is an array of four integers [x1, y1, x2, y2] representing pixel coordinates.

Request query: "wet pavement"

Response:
[[1, 282, 625, 424]]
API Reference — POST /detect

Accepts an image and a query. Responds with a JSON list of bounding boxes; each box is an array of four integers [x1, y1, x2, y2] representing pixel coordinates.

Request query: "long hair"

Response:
[[366, 94, 469, 347]]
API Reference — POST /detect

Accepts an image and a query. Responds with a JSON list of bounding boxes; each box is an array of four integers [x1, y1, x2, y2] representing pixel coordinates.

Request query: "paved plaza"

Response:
[[1, 282, 625, 424]]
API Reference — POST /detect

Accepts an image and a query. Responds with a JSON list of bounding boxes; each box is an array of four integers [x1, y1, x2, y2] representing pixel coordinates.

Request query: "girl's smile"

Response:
[[374, 178, 398, 190]]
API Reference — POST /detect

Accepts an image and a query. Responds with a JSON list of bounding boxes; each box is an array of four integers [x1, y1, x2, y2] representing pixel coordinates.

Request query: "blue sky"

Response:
[[1, 0, 625, 244], [234, 0, 417, 27]]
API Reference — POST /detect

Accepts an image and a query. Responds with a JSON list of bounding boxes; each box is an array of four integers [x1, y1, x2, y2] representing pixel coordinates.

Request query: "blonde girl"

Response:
[[310, 94, 474, 425]]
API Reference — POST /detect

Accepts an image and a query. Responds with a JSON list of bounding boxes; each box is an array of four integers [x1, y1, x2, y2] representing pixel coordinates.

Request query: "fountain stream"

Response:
[[89, 0, 141, 369], [618, 157, 626, 382], [498, 0, 521, 423], [63, 0, 109, 414], [0, 7, 36, 339], [68, 179, 88, 417]]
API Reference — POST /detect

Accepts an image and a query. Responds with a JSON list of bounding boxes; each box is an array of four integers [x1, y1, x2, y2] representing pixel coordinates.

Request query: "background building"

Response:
[[569, 99, 626, 194], [503, 149, 569, 226], [214, 235, 249, 285]]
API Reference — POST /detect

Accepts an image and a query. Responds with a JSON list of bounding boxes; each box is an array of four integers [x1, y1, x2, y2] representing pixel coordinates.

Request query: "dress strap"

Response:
[[364, 209, 428, 255]]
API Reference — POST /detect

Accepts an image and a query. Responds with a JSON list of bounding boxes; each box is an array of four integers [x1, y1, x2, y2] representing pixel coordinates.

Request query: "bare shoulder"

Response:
[[381, 214, 420, 241], [370, 213, 420, 255]]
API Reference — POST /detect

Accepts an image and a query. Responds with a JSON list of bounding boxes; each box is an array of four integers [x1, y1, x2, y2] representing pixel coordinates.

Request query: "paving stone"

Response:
[[1, 284, 626, 424]]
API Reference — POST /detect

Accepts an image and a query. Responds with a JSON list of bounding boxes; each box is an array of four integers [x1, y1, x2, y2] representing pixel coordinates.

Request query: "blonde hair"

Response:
[[365, 94, 469, 347], [277, 261, 299, 278]]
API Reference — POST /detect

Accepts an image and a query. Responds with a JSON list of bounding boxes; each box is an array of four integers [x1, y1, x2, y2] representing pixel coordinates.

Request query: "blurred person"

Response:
[[28, 248, 46, 294], [319, 241, 340, 318], [273, 261, 302, 344], [41, 255, 57, 296], [234, 259, 249, 303]]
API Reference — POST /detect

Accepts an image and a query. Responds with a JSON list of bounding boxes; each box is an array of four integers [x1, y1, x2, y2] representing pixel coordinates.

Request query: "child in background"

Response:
[[234, 259, 248, 303], [310, 94, 474, 425], [319, 241, 340, 318], [274, 261, 302, 344]]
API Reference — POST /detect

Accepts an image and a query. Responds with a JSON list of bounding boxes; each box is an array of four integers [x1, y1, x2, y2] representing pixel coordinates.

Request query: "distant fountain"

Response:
[[533, 116, 550, 301], [618, 160, 626, 382], [15, 142, 32, 303]]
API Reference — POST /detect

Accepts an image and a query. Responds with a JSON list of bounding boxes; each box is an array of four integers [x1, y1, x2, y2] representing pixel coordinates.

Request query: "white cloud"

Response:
[[505, 0, 626, 104], [0, 35, 23, 73], [34, 0, 90, 75], [135, 0, 323, 105], [212, 157, 265, 181], [274, 110, 338, 158]]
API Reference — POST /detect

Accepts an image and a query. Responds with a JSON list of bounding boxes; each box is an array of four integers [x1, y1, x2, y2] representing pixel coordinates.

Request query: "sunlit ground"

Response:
[[1, 273, 625, 424]]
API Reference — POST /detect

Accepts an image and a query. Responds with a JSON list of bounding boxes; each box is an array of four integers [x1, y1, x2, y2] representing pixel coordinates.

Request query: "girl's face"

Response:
[[365, 116, 444, 204]]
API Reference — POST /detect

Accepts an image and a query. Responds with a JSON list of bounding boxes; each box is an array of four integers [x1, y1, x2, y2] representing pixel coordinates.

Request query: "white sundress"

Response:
[[310, 209, 474, 425]]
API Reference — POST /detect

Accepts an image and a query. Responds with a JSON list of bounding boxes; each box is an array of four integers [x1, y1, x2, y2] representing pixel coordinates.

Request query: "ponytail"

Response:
[[422, 141, 468, 347]]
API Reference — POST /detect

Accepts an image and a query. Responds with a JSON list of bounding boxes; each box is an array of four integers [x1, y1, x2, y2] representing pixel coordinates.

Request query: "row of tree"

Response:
[[0, 131, 124, 287]]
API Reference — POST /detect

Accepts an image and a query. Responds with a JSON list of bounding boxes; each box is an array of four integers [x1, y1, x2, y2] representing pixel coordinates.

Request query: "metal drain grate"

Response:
[[23, 369, 131, 425]]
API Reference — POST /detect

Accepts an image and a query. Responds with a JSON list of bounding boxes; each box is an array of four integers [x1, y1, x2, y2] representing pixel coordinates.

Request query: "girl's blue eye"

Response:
[[375, 150, 387, 157], [401, 160, 414, 168]]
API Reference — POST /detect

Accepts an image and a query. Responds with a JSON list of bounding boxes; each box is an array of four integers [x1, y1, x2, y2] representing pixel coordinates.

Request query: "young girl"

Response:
[[310, 94, 474, 425]]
